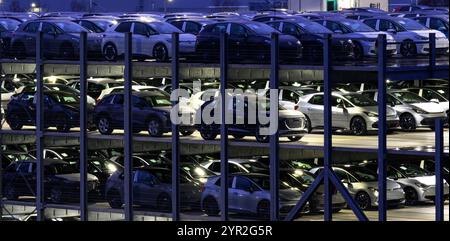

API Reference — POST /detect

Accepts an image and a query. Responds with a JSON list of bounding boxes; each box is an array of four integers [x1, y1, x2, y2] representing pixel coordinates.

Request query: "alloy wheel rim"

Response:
[[148, 120, 160, 135], [99, 118, 109, 133], [155, 45, 166, 61], [105, 45, 116, 60], [356, 193, 370, 209]]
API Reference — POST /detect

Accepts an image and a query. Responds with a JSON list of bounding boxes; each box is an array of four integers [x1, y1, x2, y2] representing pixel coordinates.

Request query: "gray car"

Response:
[[298, 92, 399, 135], [361, 90, 446, 131]]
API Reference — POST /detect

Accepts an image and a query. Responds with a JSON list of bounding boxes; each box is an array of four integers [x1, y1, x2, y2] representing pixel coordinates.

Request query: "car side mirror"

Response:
[[430, 98, 440, 103]]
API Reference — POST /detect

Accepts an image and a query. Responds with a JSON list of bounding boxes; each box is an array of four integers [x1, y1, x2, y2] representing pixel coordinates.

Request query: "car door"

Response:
[[41, 22, 63, 57], [280, 89, 300, 110], [132, 95, 148, 129], [132, 22, 153, 57], [229, 23, 248, 59], [185, 21, 202, 35], [332, 96, 350, 129], [430, 18, 449, 36], [20, 22, 41, 56], [108, 94, 124, 128], [112, 22, 133, 54], [232, 176, 259, 213], [133, 170, 157, 205], [306, 94, 325, 127]]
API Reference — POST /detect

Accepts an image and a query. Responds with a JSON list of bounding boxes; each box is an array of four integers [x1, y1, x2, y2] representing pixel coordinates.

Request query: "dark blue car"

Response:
[[5, 90, 95, 132], [94, 91, 195, 137]]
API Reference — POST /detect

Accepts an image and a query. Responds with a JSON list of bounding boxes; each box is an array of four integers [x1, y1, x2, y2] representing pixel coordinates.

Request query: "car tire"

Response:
[[147, 118, 163, 137], [355, 191, 371, 210], [404, 187, 419, 205], [199, 124, 217, 140], [203, 196, 220, 216], [350, 116, 368, 136], [255, 125, 269, 143], [399, 113, 416, 131], [180, 129, 195, 136], [353, 42, 364, 60], [304, 115, 313, 133], [257, 200, 270, 219], [4, 186, 18, 200], [153, 43, 169, 62], [400, 40, 417, 57], [107, 189, 123, 208], [103, 43, 118, 61], [97, 116, 113, 135], [232, 134, 245, 140], [288, 136, 302, 142], [56, 115, 71, 132], [6, 114, 23, 130], [157, 193, 172, 212]]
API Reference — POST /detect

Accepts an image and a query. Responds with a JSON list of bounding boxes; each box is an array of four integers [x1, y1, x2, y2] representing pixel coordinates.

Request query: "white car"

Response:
[[97, 85, 169, 101], [314, 18, 397, 59], [101, 20, 196, 61], [362, 16, 449, 57]]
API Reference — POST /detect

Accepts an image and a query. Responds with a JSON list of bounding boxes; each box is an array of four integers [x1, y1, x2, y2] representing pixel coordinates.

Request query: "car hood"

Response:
[[358, 106, 397, 116], [55, 173, 98, 182], [279, 189, 302, 201], [405, 175, 436, 186], [363, 179, 401, 189], [342, 31, 394, 41], [279, 109, 306, 119], [409, 102, 445, 113], [413, 30, 446, 39]]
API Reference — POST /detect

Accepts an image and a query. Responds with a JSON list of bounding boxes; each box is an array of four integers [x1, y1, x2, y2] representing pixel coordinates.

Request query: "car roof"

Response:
[[109, 90, 165, 97], [19, 158, 68, 165]]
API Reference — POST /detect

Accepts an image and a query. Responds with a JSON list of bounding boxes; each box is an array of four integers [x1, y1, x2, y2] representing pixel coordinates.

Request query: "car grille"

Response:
[[285, 118, 304, 129]]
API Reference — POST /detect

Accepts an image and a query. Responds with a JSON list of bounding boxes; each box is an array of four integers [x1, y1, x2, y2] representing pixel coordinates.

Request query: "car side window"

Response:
[[132, 96, 147, 108], [387, 167, 401, 179], [185, 22, 201, 34], [214, 177, 233, 187], [309, 95, 324, 105], [115, 22, 132, 33], [235, 177, 252, 191], [170, 21, 184, 30], [230, 23, 247, 37], [88, 83, 104, 92], [361, 92, 375, 100], [416, 17, 428, 26], [331, 96, 345, 107], [282, 89, 299, 103], [135, 170, 154, 185], [212, 23, 227, 34], [24, 22, 40, 33], [208, 162, 221, 173], [325, 21, 343, 33], [363, 19, 377, 29], [42, 23, 57, 34], [134, 22, 149, 36], [266, 22, 280, 30], [229, 163, 242, 173], [430, 18, 447, 31], [112, 94, 124, 105], [335, 169, 351, 183]]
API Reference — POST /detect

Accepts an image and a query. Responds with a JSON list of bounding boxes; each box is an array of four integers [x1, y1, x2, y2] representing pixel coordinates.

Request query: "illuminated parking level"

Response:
[[0, 5, 449, 222]]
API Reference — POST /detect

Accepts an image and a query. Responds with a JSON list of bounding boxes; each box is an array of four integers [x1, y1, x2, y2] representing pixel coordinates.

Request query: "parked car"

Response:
[[414, 15, 449, 38], [10, 19, 103, 59], [94, 91, 195, 136], [196, 95, 308, 142], [97, 85, 169, 102], [2, 159, 99, 203], [195, 21, 302, 63], [310, 165, 405, 210], [101, 20, 196, 61], [16, 83, 96, 105], [404, 87, 449, 120], [74, 18, 118, 33], [259, 86, 318, 110], [298, 92, 399, 135], [167, 18, 216, 35], [266, 18, 356, 60], [314, 18, 397, 59], [361, 90, 446, 131], [362, 16, 449, 57], [5, 90, 96, 132], [67, 78, 125, 100]]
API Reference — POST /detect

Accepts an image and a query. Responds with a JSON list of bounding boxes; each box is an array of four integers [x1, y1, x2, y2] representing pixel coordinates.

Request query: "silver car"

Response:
[[298, 92, 399, 135], [310, 166, 405, 210], [361, 90, 446, 131]]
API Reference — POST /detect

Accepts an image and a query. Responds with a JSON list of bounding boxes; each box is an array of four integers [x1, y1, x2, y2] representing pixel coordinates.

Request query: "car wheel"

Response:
[[400, 40, 417, 57], [399, 113, 416, 131], [147, 118, 163, 137], [232, 134, 245, 140], [6, 114, 23, 130], [304, 115, 313, 133], [199, 124, 217, 140], [288, 136, 302, 142], [257, 200, 270, 219], [103, 43, 118, 61], [355, 192, 371, 210], [404, 187, 419, 205], [107, 189, 123, 208], [50, 188, 63, 203], [350, 116, 367, 136], [4, 186, 18, 200], [56, 115, 71, 132], [157, 193, 172, 212], [60, 43, 75, 59], [13, 42, 26, 59], [97, 116, 113, 135], [255, 125, 269, 143], [353, 42, 364, 60], [203, 196, 220, 216], [180, 129, 195, 136], [153, 44, 169, 62]]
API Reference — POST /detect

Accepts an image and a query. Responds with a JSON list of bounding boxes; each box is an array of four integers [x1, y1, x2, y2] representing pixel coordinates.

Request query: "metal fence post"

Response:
[[123, 32, 133, 221], [377, 34, 387, 222], [79, 31, 88, 221], [171, 32, 180, 221], [35, 31, 45, 221], [429, 33, 436, 78], [435, 118, 444, 221], [0, 71, 3, 218], [323, 33, 333, 221], [220, 31, 229, 221], [270, 32, 280, 221]]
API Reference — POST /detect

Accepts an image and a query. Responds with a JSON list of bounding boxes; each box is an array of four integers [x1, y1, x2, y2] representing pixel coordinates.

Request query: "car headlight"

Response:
[[413, 108, 428, 114], [414, 182, 429, 189], [415, 36, 429, 41], [364, 111, 378, 117]]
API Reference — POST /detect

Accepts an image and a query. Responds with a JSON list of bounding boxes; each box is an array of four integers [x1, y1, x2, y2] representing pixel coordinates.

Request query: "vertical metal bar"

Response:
[[377, 34, 387, 222], [0, 73, 3, 218], [429, 33, 436, 77], [219, 32, 229, 221], [322, 33, 332, 221], [79, 32, 88, 221], [269, 32, 280, 221], [171, 32, 180, 221], [35, 31, 45, 221], [123, 32, 133, 221], [435, 118, 444, 221]]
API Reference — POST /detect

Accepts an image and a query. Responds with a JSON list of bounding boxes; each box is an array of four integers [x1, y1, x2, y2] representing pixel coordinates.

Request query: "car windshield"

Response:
[[340, 20, 375, 32], [345, 166, 378, 182], [46, 163, 78, 175], [54, 21, 88, 33], [297, 21, 333, 34], [240, 161, 268, 172], [47, 93, 79, 104], [395, 164, 433, 177], [48, 85, 78, 94], [289, 169, 315, 186], [0, 19, 20, 31], [343, 94, 377, 107], [91, 20, 116, 31], [142, 94, 172, 107], [148, 21, 182, 34], [390, 91, 428, 104], [245, 22, 277, 35], [393, 18, 429, 30], [181, 163, 215, 179]]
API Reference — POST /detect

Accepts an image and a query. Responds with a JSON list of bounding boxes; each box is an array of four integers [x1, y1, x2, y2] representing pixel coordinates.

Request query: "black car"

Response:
[[167, 18, 216, 35], [2, 159, 99, 203], [0, 18, 21, 56], [10, 19, 103, 59], [196, 95, 308, 142], [94, 91, 195, 136], [266, 18, 355, 60], [1, 150, 35, 170], [5, 90, 96, 132], [73, 18, 118, 33], [195, 21, 302, 63]]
